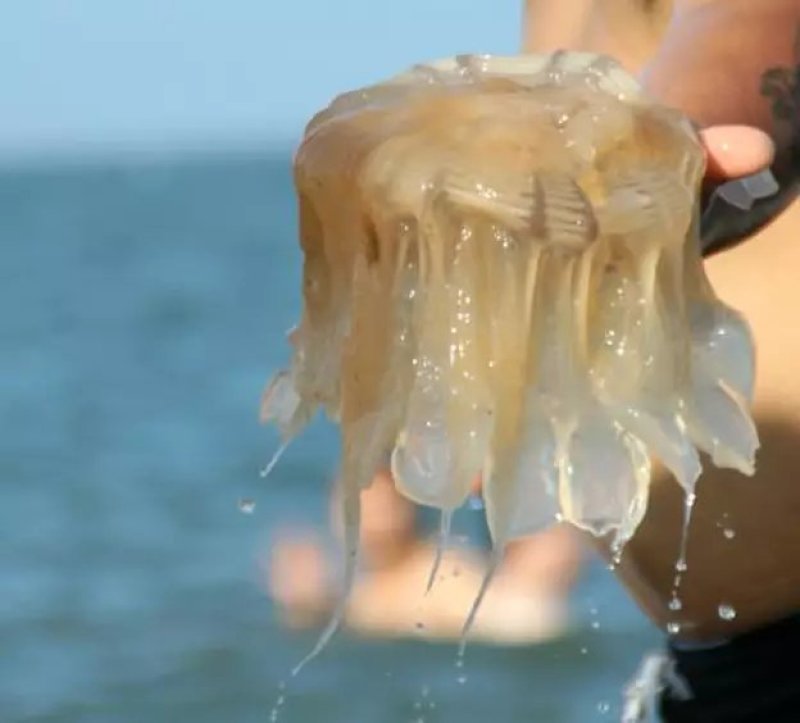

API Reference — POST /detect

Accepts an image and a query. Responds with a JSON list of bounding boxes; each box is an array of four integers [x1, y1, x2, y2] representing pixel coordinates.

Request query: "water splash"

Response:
[[622, 651, 691, 723]]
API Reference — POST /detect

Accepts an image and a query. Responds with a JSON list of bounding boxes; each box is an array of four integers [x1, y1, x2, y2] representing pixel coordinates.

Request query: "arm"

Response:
[[524, 0, 800, 640], [523, 0, 798, 246], [522, 0, 672, 74], [640, 0, 799, 249]]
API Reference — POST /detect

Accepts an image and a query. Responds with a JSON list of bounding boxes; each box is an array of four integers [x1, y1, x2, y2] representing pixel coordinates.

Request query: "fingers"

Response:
[[700, 125, 775, 180]]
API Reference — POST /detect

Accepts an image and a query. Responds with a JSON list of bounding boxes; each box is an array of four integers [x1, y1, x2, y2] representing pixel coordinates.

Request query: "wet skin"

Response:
[[525, 0, 800, 641]]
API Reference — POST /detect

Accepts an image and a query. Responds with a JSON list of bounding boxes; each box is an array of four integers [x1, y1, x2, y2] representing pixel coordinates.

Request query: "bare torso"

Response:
[[526, 0, 800, 640], [620, 200, 800, 641]]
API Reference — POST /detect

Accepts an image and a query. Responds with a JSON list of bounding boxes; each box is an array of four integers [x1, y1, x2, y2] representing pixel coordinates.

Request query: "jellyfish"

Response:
[[261, 52, 759, 669]]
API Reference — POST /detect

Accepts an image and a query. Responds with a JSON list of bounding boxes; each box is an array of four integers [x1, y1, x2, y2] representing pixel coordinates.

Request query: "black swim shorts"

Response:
[[660, 613, 800, 722]]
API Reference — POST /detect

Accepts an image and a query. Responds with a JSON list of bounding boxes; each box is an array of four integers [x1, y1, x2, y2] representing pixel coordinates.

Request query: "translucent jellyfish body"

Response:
[[262, 52, 758, 664]]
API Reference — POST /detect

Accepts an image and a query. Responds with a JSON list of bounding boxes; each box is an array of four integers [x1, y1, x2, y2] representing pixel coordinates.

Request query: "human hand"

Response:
[[637, 1, 793, 250], [638, 1, 795, 184], [699, 125, 775, 182]]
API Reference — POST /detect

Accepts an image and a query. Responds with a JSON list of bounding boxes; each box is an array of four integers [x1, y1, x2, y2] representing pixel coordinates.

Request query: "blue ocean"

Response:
[[1, 150, 659, 722]]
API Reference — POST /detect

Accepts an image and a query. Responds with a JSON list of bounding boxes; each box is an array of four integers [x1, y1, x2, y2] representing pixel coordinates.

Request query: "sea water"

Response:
[[0, 150, 658, 722]]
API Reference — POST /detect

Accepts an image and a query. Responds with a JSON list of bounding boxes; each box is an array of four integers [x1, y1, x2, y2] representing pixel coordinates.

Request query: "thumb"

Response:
[[699, 125, 775, 180]]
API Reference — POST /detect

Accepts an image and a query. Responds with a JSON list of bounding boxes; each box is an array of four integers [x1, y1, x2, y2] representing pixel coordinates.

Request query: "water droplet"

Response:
[[457, 675, 467, 685], [666, 621, 681, 635], [611, 544, 624, 566], [668, 596, 683, 612], [675, 558, 688, 573], [718, 603, 736, 621], [723, 528, 736, 540], [597, 700, 611, 714], [238, 497, 256, 514], [268, 680, 288, 722], [590, 620, 600, 630], [580, 646, 588, 655]]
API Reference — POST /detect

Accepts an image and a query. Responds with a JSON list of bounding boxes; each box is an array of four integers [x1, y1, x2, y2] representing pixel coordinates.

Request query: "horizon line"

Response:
[[0, 131, 301, 171]]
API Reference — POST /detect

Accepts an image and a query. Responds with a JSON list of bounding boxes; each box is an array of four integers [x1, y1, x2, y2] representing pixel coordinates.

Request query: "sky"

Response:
[[0, 1, 520, 158]]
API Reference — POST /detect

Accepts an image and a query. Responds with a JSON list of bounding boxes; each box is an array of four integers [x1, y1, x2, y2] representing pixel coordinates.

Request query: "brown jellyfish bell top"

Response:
[[294, 53, 705, 267]]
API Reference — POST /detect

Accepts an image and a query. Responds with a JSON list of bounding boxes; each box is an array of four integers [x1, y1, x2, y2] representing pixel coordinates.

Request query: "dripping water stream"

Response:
[[666, 491, 696, 634]]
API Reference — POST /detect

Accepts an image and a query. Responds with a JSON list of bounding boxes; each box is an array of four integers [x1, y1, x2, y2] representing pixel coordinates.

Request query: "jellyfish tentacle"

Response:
[[534, 247, 652, 539], [260, 369, 309, 439], [425, 509, 453, 594], [258, 370, 315, 480], [572, 244, 598, 370], [483, 242, 566, 544], [390, 200, 456, 506], [558, 404, 652, 540], [614, 407, 702, 495], [682, 376, 759, 475], [293, 221, 423, 671], [293, 246, 419, 672], [479, 218, 538, 545], [689, 301, 756, 404], [482, 393, 560, 546], [286, 192, 347, 421], [459, 549, 502, 657], [506, 240, 562, 540], [291, 462, 361, 677], [390, 382, 456, 506]]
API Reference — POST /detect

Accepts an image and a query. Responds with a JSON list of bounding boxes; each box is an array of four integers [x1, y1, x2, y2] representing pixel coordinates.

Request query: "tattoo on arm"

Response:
[[702, 25, 799, 255], [760, 24, 800, 177]]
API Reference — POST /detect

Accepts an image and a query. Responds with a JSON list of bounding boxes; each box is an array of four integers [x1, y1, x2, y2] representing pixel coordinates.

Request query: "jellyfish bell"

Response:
[[262, 51, 759, 668]]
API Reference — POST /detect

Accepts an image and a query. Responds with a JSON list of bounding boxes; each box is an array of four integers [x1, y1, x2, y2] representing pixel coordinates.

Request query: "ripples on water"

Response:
[[0, 151, 658, 722]]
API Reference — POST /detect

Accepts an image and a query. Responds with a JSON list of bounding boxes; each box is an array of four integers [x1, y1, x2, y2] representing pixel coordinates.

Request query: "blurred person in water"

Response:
[[526, 0, 800, 720], [269, 467, 583, 643], [270, 0, 799, 700]]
